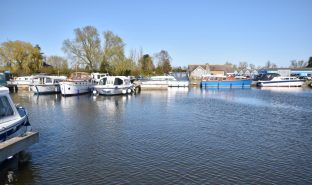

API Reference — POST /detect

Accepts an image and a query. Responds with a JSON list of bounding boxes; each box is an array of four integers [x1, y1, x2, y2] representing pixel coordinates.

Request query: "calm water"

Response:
[[1, 87, 312, 184]]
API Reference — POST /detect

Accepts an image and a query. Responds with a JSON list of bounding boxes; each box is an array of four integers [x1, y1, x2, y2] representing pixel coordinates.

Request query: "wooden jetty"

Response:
[[0, 132, 39, 162]]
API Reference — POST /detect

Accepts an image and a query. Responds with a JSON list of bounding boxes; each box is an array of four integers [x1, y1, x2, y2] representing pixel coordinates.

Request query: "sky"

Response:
[[0, 0, 311, 68]]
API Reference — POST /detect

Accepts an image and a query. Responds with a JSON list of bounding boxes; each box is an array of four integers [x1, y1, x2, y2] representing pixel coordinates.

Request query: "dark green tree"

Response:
[[139, 54, 154, 75], [155, 50, 172, 74], [307, 57, 312, 68]]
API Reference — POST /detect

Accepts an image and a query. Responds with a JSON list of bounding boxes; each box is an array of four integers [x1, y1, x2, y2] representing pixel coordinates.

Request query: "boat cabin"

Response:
[[202, 75, 228, 81], [99, 76, 131, 86], [31, 76, 67, 85]]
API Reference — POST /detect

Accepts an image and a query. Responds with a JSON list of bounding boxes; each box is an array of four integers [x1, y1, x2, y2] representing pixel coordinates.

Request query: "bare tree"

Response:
[[289, 60, 307, 68], [62, 26, 101, 70]]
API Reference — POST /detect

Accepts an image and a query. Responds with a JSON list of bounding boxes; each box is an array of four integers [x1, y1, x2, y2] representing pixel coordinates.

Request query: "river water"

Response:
[[1, 87, 312, 184]]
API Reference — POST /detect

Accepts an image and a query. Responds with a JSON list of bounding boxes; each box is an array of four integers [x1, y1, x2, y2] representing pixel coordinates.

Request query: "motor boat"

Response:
[[93, 76, 134, 95], [60, 72, 95, 96], [30, 75, 67, 94], [256, 73, 304, 87], [0, 86, 31, 142], [140, 75, 189, 89], [200, 74, 252, 88]]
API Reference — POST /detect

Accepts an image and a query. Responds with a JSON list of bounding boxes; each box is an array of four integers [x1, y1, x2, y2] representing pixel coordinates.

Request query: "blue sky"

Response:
[[1, 0, 311, 67]]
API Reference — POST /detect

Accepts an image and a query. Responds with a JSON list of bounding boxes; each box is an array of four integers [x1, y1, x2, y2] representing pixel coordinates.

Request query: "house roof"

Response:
[[188, 65, 208, 72], [209, 65, 234, 73]]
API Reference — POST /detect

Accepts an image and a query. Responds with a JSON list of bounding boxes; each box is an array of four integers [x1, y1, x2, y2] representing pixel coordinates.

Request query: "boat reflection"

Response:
[[0, 151, 34, 185], [92, 94, 132, 117], [257, 87, 305, 93]]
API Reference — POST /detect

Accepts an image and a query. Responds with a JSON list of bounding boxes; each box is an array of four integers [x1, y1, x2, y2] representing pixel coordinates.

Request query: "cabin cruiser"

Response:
[[200, 74, 252, 88], [30, 75, 67, 94], [60, 72, 95, 96], [0, 86, 31, 142], [13, 76, 33, 86], [140, 75, 189, 89], [93, 76, 134, 95], [256, 73, 304, 87]]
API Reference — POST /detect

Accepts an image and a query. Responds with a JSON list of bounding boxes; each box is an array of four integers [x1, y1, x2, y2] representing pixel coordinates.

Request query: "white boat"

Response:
[[93, 76, 134, 95], [140, 76, 189, 89], [30, 75, 67, 94], [60, 72, 94, 96], [13, 76, 33, 85], [256, 74, 304, 87], [0, 86, 31, 142]]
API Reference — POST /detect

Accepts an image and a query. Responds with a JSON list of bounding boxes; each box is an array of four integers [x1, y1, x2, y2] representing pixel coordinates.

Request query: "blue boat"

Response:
[[200, 75, 252, 88]]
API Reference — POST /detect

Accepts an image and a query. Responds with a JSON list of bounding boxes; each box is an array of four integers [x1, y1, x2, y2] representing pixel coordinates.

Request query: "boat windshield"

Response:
[[114, 78, 123, 85], [0, 96, 14, 118], [99, 78, 107, 85], [254, 73, 280, 81]]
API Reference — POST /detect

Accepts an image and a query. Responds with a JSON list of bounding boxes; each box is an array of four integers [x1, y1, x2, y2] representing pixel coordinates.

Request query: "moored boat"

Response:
[[30, 75, 67, 94], [200, 75, 252, 88], [256, 74, 304, 87], [13, 76, 33, 86], [140, 76, 189, 89], [93, 76, 134, 95], [0, 86, 31, 142], [60, 72, 94, 96]]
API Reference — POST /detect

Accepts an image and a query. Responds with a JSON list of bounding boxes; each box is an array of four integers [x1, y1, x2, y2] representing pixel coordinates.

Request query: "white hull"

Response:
[[0, 116, 29, 142], [168, 81, 189, 87], [140, 76, 188, 89], [60, 81, 93, 96], [94, 86, 133, 95], [30, 84, 61, 94], [257, 81, 304, 87]]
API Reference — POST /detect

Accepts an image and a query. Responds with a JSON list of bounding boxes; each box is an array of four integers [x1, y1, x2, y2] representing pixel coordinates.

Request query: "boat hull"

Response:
[[200, 79, 252, 88], [30, 84, 61, 94], [168, 81, 189, 87], [0, 115, 29, 142], [60, 82, 92, 96], [94, 86, 133, 96], [256, 80, 304, 87]]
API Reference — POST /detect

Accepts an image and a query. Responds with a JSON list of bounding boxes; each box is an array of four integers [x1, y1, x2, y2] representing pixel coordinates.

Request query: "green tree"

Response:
[[62, 26, 101, 70], [46, 55, 69, 74], [139, 54, 154, 75], [29, 44, 44, 73], [155, 50, 172, 74], [102, 31, 132, 75], [0, 40, 42, 75]]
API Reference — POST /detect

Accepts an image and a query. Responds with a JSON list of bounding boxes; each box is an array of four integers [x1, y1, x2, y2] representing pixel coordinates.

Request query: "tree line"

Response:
[[0, 25, 311, 76], [0, 25, 172, 76]]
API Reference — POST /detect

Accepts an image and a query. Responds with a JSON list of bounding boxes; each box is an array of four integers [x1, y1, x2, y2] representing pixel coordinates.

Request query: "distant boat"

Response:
[[13, 76, 33, 86], [30, 75, 67, 94], [200, 75, 252, 88], [256, 74, 304, 87], [93, 76, 134, 96], [0, 86, 31, 142], [140, 76, 189, 89], [60, 72, 94, 96]]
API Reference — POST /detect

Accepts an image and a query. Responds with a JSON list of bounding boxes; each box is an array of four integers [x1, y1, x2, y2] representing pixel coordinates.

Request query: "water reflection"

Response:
[[0, 151, 34, 185], [92, 95, 131, 117], [4, 88, 312, 184], [258, 87, 306, 93]]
